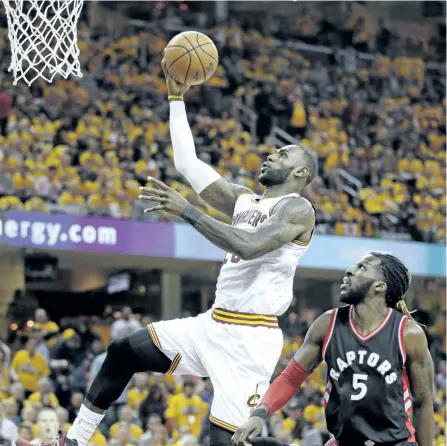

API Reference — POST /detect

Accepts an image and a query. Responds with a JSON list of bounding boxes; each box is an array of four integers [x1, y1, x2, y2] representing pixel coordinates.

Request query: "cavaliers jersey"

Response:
[[322, 306, 416, 445], [214, 193, 312, 315]]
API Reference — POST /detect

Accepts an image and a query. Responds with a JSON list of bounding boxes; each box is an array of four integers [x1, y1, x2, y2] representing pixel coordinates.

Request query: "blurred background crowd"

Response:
[[0, 1, 444, 446], [0, 298, 445, 446]]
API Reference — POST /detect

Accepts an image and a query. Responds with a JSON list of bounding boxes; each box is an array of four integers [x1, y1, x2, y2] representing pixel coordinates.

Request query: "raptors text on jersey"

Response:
[[322, 306, 416, 445]]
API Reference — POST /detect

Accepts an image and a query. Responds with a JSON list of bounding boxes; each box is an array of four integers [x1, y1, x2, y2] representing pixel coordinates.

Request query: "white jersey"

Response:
[[214, 193, 313, 316]]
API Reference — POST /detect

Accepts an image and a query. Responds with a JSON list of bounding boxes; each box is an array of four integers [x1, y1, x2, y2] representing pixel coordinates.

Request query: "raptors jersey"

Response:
[[214, 193, 312, 315], [323, 306, 416, 445]]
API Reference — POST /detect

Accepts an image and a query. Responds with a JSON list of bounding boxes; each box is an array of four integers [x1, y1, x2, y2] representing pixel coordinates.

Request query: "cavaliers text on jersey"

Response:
[[214, 193, 313, 316], [322, 306, 416, 446]]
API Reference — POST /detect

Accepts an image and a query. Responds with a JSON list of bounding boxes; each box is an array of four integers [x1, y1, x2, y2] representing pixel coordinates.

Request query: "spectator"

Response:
[[25, 376, 60, 409], [127, 372, 149, 412], [34, 308, 60, 349], [436, 360, 446, 389], [56, 407, 71, 432], [71, 358, 91, 393], [87, 338, 105, 362], [51, 329, 82, 365], [33, 408, 59, 443], [0, 402, 18, 443], [139, 413, 163, 445], [109, 406, 143, 442], [11, 338, 50, 395], [1, 398, 19, 425], [139, 384, 166, 426], [20, 406, 37, 427], [34, 165, 62, 202], [110, 307, 142, 340], [0, 341, 11, 373], [282, 399, 305, 439], [165, 380, 208, 438], [5, 382, 26, 415], [67, 391, 84, 423], [30, 327, 50, 364], [0, 349, 10, 400], [76, 320, 100, 353], [148, 424, 169, 446]]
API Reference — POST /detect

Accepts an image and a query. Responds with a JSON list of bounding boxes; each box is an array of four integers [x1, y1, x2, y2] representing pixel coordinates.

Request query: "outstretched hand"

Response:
[[161, 52, 191, 97], [139, 177, 189, 217]]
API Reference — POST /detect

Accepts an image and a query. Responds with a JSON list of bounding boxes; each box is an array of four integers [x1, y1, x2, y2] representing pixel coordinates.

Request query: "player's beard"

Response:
[[339, 279, 375, 305], [259, 167, 293, 187]]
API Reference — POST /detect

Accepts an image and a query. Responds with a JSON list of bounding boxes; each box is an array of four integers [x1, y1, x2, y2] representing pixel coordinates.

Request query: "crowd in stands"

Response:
[[0, 297, 445, 446], [0, 3, 445, 244]]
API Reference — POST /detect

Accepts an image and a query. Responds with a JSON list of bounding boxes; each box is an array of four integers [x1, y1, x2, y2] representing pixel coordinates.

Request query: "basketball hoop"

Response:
[[1, 0, 84, 85]]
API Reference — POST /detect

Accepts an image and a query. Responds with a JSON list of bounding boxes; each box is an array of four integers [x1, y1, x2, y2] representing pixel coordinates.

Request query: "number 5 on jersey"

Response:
[[351, 373, 368, 401]]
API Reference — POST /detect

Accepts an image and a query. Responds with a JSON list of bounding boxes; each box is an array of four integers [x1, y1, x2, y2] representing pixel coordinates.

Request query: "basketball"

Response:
[[163, 31, 218, 86]]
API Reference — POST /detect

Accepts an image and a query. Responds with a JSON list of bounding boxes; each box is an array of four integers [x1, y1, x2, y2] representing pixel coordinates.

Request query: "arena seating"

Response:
[[0, 6, 444, 243]]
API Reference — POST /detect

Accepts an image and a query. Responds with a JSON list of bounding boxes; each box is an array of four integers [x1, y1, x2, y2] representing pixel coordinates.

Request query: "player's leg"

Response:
[[54, 316, 204, 446], [67, 328, 172, 446], [15, 327, 172, 446]]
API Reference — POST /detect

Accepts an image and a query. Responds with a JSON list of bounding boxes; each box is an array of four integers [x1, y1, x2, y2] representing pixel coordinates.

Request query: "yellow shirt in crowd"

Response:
[[165, 393, 208, 437], [26, 391, 60, 408], [11, 350, 50, 392], [34, 321, 60, 348], [127, 387, 148, 411], [90, 429, 108, 446]]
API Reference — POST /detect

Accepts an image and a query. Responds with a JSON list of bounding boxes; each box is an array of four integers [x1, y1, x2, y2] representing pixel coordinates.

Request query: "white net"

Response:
[[2, 0, 84, 85]]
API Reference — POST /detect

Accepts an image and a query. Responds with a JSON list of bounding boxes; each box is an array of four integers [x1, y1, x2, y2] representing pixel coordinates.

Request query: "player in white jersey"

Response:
[[16, 64, 316, 446]]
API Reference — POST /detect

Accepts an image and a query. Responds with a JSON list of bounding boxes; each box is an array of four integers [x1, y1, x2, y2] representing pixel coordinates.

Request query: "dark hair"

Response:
[[370, 252, 416, 322], [299, 146, 318, 186]]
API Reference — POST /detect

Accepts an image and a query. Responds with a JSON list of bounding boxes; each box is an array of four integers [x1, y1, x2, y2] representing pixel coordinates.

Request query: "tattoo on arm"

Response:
[[182, 196, 315, 260], [410, 356, 434, 404], [406, 323, 434, 404], [199, 179, 252, 217]]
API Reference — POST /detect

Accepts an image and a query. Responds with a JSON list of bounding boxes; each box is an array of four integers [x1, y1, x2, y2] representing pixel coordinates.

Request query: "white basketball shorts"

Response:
[[148, 308, 283, 431]]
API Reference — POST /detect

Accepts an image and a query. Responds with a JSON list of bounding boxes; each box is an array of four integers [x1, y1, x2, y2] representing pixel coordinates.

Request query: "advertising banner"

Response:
[[0, 211, 444, 277], [0, 211, 174, 257]]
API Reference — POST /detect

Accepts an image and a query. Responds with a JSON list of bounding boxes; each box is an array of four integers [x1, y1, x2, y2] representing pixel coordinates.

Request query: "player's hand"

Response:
[[161, 54, 191, 96], [139, 177, 188, 217], [324, 440, 339, 446], [231, 416, 264, 446]]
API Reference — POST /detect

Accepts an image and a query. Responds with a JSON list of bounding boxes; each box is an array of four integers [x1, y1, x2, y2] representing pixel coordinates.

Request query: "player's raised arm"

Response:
[[139, 179, 314, 260], [404, 320, 435, 446], [161, 60, 252, 217], [231, 311, 332, 446]]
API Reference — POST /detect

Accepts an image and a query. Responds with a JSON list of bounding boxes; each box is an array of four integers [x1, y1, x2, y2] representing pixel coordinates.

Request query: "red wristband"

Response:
[[260, 359, 311, 415]]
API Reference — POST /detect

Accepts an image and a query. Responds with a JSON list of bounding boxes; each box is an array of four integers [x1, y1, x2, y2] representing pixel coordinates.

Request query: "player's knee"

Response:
[[106, 328, 172, 375], [106, 335, 134, 364]]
